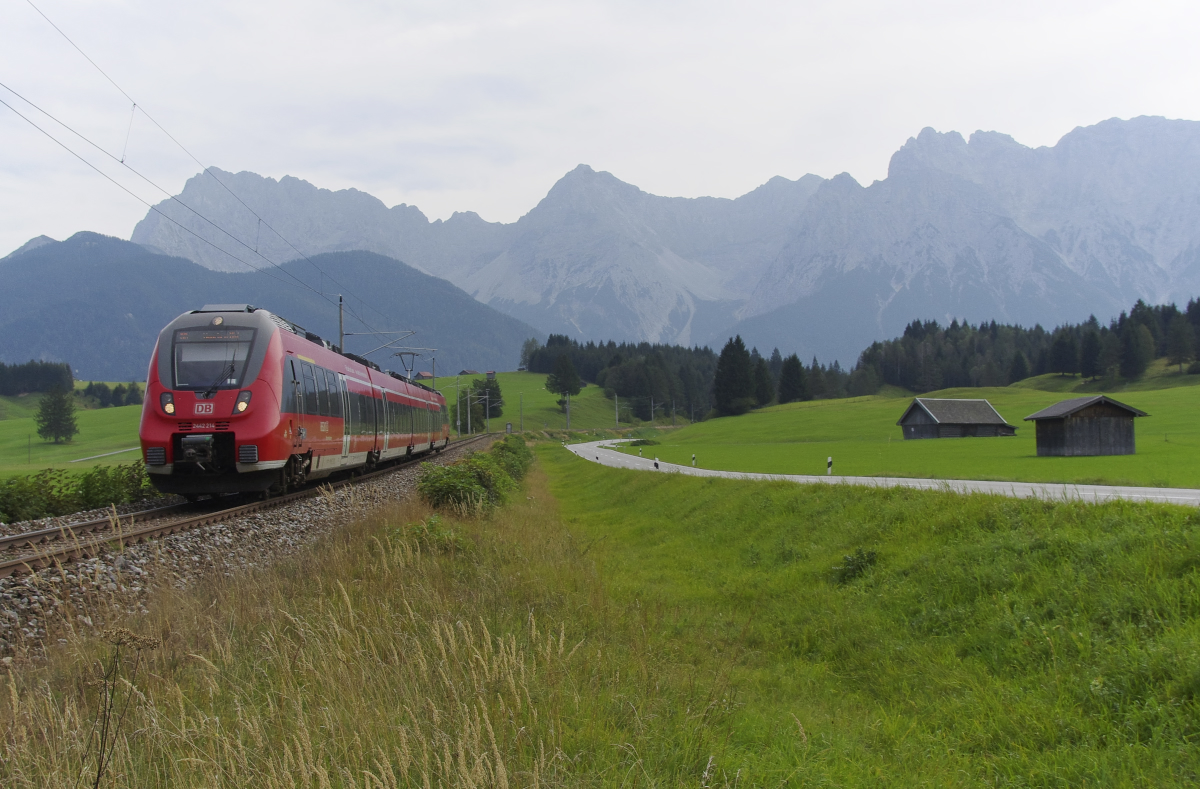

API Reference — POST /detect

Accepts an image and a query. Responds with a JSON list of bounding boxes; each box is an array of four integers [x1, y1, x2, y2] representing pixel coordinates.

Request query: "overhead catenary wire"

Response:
[[0, 95, 307, 296], [0, 79, 338, 302], [21, 0, 398, 341]]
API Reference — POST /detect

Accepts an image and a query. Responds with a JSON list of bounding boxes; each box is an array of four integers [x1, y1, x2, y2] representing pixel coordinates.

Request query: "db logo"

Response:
[[194, 402, 215, 415]]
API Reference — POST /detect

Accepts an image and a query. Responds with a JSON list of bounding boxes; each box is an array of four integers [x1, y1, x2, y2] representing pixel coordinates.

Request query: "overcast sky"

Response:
[[2, 0, 1198, 256]]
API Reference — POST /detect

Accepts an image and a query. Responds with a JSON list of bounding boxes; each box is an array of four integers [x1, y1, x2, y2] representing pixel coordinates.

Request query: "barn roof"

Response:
[[896, 398, 1012, 426], [1023, 395, 1148, 421]]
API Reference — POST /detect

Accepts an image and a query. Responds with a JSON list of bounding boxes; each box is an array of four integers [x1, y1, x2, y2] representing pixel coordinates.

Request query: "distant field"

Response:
[[433, 371, 685, 433], [614, 373, 1200, 488], [0, 404, 143, 480]]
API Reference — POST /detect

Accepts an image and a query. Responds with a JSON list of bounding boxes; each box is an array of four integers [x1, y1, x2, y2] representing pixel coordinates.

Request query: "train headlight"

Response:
[[234, 390, 252, 414], [160, 392, 175, 415]]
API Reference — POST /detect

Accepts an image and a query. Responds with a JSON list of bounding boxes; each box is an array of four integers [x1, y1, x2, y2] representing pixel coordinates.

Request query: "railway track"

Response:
[[0, 435, 491, 580]]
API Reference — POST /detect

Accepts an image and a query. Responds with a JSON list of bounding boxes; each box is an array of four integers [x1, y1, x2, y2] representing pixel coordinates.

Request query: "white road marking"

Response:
[[565, 440, 1200, 508]]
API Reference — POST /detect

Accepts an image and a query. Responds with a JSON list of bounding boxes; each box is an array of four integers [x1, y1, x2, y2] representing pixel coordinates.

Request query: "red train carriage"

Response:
[[139, 305, 450, 498]]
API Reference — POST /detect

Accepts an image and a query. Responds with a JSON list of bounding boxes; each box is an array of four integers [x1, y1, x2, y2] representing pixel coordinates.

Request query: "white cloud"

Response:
[[2, 0, 1198, 254]]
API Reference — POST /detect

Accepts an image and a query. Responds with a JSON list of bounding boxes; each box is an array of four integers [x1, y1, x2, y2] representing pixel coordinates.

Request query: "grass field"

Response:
[[434, 371, 685, 433], [614, 373, 1200, 488], [5, 444, 1196, 785], [0, 404, 144, 480]]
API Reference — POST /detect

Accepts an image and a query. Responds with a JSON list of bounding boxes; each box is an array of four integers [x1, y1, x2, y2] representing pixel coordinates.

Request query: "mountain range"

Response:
[[14, 115, 1200, 369], [0, 233, 539, 380]]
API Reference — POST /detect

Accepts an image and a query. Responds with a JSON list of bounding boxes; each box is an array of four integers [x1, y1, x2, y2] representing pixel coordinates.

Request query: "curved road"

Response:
[[565, 439, 1200, 508]]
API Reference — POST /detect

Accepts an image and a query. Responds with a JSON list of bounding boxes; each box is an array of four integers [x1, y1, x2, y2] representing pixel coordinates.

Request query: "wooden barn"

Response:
[[896, 398, 1017, 439], [1023, 396, 1147, 456]]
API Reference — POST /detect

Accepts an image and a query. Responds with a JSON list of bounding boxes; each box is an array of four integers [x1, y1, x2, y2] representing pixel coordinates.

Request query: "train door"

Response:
[[339, 374, 350, 458], [289, 359, 304, 447], [382, 394, 391, 452]]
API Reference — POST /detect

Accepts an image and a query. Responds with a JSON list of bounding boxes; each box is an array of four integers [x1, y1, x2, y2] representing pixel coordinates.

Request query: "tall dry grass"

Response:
[[1, 463, 732, 787]]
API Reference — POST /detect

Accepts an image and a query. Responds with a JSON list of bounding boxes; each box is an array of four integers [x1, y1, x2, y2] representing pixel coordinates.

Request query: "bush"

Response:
[[417, 438, 530, 513], [1188, 361, 1200, 375], [489, 435, 533, 481], [0, 461, 162, 524]]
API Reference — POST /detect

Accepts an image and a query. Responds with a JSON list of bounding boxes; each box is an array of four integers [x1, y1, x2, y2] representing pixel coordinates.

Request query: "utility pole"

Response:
[[486, 390, 490, 434], [615, 394, 618, 429], [520, 392, 523, 432], [672, 399, 675, 427], [467, 388, 471, 435], [650, 396, 654, 426], [338, 295, 344, 351]]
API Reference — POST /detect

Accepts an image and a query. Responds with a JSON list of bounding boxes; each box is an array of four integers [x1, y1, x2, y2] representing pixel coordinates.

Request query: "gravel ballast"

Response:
[[0, 439, 492, 664]]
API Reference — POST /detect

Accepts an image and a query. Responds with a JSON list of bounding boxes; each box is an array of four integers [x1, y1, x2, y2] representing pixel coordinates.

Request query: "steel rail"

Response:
[[0, 502, 197, 554], [0, 435, 492, 579]]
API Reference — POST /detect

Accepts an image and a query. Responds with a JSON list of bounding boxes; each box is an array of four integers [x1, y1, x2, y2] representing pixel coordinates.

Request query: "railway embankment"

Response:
[[0, 436, 495, 660]]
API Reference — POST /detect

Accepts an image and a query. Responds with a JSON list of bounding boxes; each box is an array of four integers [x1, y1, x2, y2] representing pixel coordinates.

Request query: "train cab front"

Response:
[[139, 305, 288, 497]]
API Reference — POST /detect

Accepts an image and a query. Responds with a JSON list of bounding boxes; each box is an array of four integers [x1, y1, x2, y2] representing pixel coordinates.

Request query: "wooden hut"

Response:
[[896, 398, 1016, 439], [1023, 396, 1147, 456]]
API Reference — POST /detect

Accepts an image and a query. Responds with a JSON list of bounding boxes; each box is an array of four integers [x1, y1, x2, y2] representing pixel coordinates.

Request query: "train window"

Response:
[[172, 328, 256, 390], [325, 371, 342, 419], [301, 363, 319, 415], [316, 369, 330, 417], [280, 360, 298, 414]]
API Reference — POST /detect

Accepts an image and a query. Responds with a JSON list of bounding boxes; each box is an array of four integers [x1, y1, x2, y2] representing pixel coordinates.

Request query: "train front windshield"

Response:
[[172, 328, 256, 390]]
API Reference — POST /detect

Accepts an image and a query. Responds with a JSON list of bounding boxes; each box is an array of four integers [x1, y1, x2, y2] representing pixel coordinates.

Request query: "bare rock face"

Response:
[[131, 117, 1200, 362]]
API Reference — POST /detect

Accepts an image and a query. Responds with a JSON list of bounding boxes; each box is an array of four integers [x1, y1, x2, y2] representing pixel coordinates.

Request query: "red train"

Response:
[[139, 304, 449, 498]]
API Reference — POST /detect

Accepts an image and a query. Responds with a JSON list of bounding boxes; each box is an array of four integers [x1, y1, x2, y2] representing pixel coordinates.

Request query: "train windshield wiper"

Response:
[[203, 361, 235, 398]]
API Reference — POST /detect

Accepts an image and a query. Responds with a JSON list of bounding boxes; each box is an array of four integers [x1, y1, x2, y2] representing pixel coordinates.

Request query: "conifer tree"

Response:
[[713, 336, 754, 415], [1007, 351, 1030, 383], [768, 348, 783, 383], [1167, 314, 1194, 372], [1079, 331, 1102, 379], [777, 354, 808, 404], [36, 386, 78, 443], [753, 357, 774, 406]]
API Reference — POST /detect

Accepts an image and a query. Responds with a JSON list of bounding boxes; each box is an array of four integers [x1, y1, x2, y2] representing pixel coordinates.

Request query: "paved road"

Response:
[[564, 439, 1200, 508]]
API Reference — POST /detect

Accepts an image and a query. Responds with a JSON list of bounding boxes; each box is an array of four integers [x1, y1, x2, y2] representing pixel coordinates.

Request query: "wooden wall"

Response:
[[1034, 406, 1136, 456]]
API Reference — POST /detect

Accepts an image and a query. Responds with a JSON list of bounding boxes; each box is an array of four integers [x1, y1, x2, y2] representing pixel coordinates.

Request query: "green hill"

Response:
[[613, 374, 1200, 488], [535, 446, 1200, 782]]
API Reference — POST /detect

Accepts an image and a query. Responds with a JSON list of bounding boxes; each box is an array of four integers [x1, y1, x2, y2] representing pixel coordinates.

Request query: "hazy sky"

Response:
[[2, 0, 1198, 256]]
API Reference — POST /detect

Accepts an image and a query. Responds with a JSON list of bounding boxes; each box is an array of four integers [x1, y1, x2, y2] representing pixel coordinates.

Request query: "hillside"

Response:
[[0, 233, 541, 380], [128, 117, 1200, 363]]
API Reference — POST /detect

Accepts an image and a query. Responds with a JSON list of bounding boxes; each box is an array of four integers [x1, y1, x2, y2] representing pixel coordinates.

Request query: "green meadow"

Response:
[[616, 372, 1200, 488], [0, 399, 143, 480]]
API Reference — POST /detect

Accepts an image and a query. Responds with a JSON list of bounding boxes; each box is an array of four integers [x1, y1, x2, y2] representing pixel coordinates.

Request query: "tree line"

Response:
[[855, 297, 1200, 394], [81, 381, 144, 408], [524, 335, 718, 421], [0, 360, 73, 396]]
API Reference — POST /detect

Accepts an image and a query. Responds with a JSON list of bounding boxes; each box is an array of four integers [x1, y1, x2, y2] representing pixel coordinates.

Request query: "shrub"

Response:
[[490, 435, 533, 481], [418, 453, 517, 514], [0, 461, 162, 524], [1188, 361, 1200, 375]]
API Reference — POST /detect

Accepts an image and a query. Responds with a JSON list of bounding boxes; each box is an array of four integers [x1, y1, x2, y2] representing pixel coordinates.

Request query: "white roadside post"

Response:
[[827, 456, 833, 476]]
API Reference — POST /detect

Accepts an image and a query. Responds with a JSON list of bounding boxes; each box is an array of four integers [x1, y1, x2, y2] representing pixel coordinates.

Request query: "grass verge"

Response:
[[4, 444, 1197, 786]]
